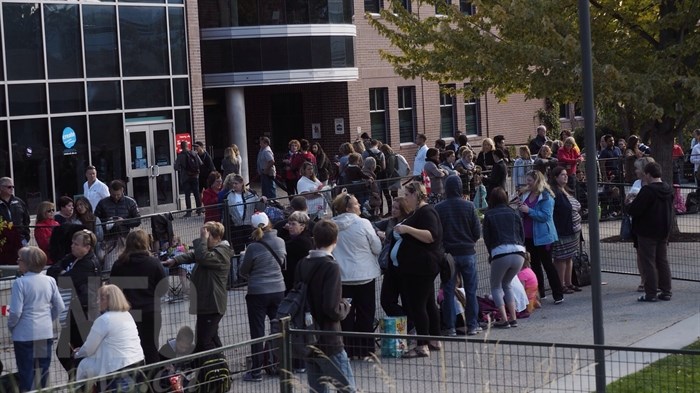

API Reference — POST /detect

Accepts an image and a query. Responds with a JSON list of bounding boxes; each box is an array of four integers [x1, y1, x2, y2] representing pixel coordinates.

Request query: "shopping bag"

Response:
[[379, 316, 407, 358]]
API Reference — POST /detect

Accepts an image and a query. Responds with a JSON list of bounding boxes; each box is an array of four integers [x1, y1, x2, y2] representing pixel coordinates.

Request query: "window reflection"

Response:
[[88, 81, 122, 111], [123, 79, 171, 109], [3, 3, 44, 80], [51, 116, 88, 199], [10, 119, 51, 213], [89, 114, 125, 185], [83, 5, 119, 77], [9, 84, 47, 116], [169, 8, 187, 75], [199, 0, 353, 27], [50, 82, 86, 114], [119, 6, 169, 76], [45, 4, 83, 79]]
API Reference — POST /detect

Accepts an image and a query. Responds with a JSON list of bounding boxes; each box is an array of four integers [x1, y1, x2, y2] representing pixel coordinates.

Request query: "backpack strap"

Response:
[[257, 240, 284, 267], [295, 256, 325, 286]]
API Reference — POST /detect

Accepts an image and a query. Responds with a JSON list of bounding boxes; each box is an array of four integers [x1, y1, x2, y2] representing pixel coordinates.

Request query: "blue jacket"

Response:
[[521, 191, 558, 246]]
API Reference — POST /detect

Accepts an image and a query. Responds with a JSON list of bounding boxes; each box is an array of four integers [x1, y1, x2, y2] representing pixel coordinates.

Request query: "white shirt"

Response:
[[413, 145, 428, 175], [75, 311, 144, 380], [83, 179, 110, 212], [297, 176, 325, 215]]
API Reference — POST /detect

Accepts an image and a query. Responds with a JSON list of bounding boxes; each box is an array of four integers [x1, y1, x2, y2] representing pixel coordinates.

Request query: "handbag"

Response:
[[378, 243, 391, 271], [439, 252, 456, 283], [619, 213, 632, 240], [572, 240, 591, 287]]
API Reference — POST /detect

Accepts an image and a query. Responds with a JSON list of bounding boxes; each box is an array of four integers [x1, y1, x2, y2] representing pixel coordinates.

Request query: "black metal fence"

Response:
[[32, 322, 700, 393]]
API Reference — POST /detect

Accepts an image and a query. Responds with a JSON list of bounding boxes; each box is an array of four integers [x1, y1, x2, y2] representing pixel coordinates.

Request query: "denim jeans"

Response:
[[306, 350, 355, 393], [260, 175, 276, 199], [442, 254, 479, 331], [14, 340, 52, 392]]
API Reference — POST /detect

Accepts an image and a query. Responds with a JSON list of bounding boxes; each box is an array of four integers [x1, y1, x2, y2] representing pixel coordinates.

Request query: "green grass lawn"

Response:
[[606, 340, 700, 393]]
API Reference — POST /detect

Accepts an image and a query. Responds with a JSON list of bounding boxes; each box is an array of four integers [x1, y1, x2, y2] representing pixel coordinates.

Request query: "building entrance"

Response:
[[124, 122, 178, 214]]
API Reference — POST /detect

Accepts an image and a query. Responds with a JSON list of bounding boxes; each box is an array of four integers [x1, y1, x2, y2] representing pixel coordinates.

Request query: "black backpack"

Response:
[[195, 353, 230, 393], [366, 149, 386, 178], [185, 151, 200, 177], [686, 192, 699, 214], [271, 259, 323, 359]]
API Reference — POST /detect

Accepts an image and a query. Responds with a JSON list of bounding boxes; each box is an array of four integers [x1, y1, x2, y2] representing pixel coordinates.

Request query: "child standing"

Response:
[[472, 171, 488, 210]]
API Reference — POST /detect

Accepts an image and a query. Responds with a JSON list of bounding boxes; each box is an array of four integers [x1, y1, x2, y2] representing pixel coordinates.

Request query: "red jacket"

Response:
[[557, 147, 580, 174], [290, 151, 317, 178], [201, 187, 221, 222], [34, 219, 60, 263]]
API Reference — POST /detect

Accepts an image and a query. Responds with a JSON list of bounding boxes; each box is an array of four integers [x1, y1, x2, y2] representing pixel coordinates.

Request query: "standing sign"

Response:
[[175, 133, 192, 153]]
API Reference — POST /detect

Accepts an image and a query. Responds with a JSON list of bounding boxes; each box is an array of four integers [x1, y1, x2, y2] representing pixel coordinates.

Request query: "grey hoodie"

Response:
[[240, 230, 286, 295]]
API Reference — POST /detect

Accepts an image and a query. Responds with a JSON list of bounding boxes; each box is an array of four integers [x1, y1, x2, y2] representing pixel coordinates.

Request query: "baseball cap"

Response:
[[251, 212, 270, 228]]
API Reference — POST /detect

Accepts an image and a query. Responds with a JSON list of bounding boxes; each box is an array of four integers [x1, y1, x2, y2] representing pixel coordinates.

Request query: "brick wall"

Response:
[[186, 0, 205, 142]]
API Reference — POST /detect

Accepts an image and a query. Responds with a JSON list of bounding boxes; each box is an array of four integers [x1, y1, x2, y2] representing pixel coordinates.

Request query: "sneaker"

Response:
[[638, 294, 657, 302], [492, 320, 510, 329], [243, 372, 262, 382], [293, 368, 306, 374], [553, 298, 564, 305], [441, 328, 457, 337], [508, 320, 518, 327], [658, 293, 672, 301], [467, 327, 483, 336]]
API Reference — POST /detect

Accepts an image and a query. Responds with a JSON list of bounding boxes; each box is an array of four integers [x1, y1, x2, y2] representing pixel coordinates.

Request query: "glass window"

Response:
[[261, 38, 289, 70], [439, 84, 456, 138], [309, 0, 328, 23], [169, 8, 188, 75], [231, 39, 262, 72], [311, 37, 331, 69], [89, 114, 125, 185], [10, 119, 51, 213], [559, 103, 568, 119], [8, 84, 47, 116], [83, 5, 119, 78], [51, 116, 88, 199], [0, 122, 9, 179], [44, 4, 83, 79], [174, 109, 191, 134], [119, 6, 169, 77], [173, 78, 190, 107], [50, 82, 86, 114], [288, 37, 312, 70], [369, 88, 389, 143], [574, 101, 583, 117], [123, 79, 171, 109], [460, 1, 475, 15], [88, 81, 122, 111], [398, 87, 415, 143], [119, 0, 165, 3], [395, 0, 411, 13], [286, 0, 309, 23], [0, 86, 6, 117], [436, 0, 451, 15], [3, 3, 44, 80], [365, 0, 382, 13], [464, 87, 481, 136], [201, 40, 235, 74], [259, 0, 285, 25]]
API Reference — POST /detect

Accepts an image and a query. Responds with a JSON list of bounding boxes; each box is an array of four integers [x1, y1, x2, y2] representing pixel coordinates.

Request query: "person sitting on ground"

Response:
[[73, 285, 144, 381], [159, 326, 195, 372], [517, 253, 540, 312]]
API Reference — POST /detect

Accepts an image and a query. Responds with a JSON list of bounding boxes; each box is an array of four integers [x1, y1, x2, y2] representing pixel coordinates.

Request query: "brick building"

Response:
[[193, 0, 545, 181]]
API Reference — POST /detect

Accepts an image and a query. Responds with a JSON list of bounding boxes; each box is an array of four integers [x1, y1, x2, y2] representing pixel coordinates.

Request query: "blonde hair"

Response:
[[72, 229, 97, 249], [250, 220, 271, 241], [352, 140, 366, 154], [526, 170, 554, 197], [332, 192, 356, 215], [36, 201, 55, 222], [203, 221, 225, 239], [18, 246, 48, 273], [481, 138, 495, 151], [405, 181, 428, 202], [564, 136, 576, 147], [100, 284, 131, 312], [634, 156, 656, 171], [223, 173, 246, 192], [518, 145, 531, 158]]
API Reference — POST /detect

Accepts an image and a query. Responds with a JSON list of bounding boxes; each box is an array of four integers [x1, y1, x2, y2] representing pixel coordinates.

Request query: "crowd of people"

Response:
[[0, 124, 686, 391]]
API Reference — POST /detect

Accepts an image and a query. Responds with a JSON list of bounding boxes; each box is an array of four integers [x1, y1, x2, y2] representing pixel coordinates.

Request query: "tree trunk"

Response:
[[651, 120, 680, 234]]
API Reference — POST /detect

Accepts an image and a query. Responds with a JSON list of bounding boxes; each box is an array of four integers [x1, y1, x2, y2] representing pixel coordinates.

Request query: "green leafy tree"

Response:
[[369, 0, 700, 182]]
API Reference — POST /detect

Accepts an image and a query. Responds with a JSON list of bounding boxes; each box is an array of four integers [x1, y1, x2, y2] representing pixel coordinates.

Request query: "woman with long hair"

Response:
[[549, 166, 583, 294], [337, 142, 355, 182], [74, 285, 144, 381], [297, 161, 326, 218], [311, 141, 332, 184], [74, 197, 103, 245], [34, 201, 59, 261], [239, 212, 286, 381], [110, 229, 168, 364], [221, 144, 241, 179], [624, 135, 645, 183], [423, 147, 447, 203], [331, 191, 382, 358], [517, 171, 564, 304], [394, 182, 443, 358], [483, 187, 526, 328], [533, 145, 558, 176], [201, 171, 223, 222], [475, 138, 496, 171], [557, 137, 583, 189]]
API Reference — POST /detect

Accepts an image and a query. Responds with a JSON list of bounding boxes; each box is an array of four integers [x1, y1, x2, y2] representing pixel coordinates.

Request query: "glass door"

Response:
[[124, 123, 178, 214]]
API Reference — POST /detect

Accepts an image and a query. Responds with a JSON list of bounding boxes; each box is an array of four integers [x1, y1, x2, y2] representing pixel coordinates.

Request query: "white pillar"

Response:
[[225, 87, 250, 183]]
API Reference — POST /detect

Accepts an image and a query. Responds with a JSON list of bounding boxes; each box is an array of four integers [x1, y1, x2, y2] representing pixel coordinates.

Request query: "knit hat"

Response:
[[251, 212, 270, 228]]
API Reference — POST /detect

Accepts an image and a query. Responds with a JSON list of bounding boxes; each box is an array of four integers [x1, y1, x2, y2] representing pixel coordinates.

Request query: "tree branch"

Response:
[[589, 0, 660, 50]]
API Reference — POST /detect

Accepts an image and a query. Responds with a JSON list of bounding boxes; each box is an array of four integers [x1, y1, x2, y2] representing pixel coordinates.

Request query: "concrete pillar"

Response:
[[225, 87, 250, 183]]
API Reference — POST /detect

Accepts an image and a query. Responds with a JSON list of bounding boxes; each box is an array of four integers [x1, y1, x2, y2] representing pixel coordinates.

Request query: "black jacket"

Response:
[[50, 251, 101, 320], [394, 204, 442, 277], [627, 182, 673, 240], [283, 231, 313, 292], [95, 196, 141, 235], [110, 250, 168, 312], [0, 195, 30, 242], [484, 160, 507, 196], [552, 190, 576, 237], [298, 252, 350, 356]]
